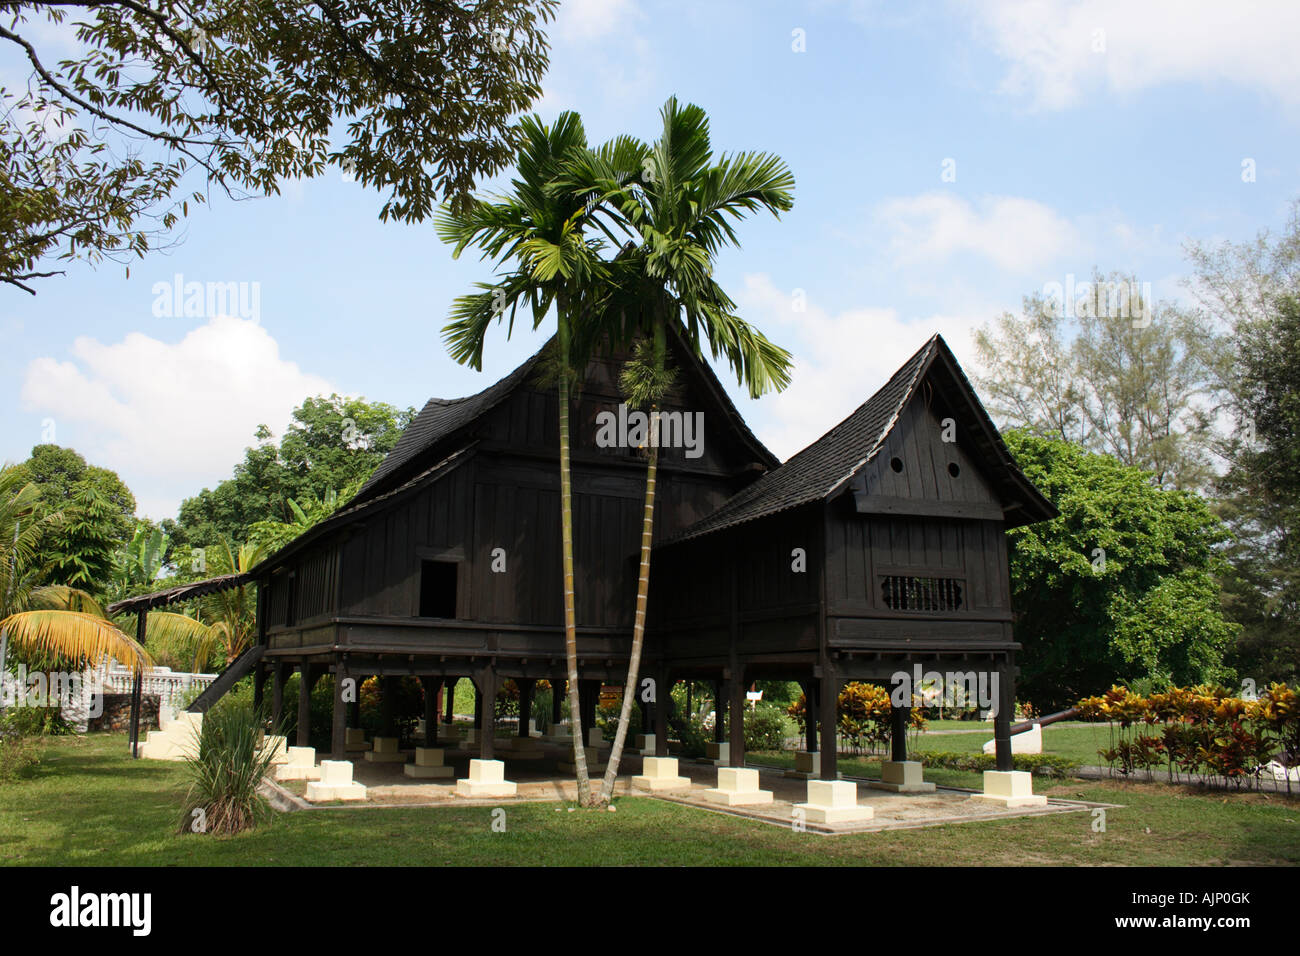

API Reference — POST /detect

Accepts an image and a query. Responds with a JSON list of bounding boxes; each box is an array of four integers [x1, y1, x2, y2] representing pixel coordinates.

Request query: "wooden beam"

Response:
[[297, 663, 313, 747], [728, 671, 745, 768], [128, 609, 146, 758], [819, 670, 839, 780], [423, 677, 440, 747], [479, 666, 497, 761], [891, 704, 909, 762], [331, 660, 349, 759]]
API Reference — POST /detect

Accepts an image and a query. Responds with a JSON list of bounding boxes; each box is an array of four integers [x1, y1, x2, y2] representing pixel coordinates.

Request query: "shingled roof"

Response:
[[663, 334, 1057, 545]]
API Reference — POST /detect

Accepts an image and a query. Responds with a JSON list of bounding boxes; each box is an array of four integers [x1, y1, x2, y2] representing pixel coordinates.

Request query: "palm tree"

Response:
[[570, 98, 797, 803], [0, 465, 149, 713], [437, 112, 641, 806], [130, 539, 268, 672]]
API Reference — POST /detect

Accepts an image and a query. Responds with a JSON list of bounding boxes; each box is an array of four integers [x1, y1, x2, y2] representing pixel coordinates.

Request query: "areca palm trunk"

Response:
[[599, 322, 667, 803], [557, 307, 592, 805]]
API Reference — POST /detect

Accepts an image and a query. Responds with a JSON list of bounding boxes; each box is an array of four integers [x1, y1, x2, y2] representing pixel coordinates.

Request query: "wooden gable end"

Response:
[[846, 378, 1004, 522]]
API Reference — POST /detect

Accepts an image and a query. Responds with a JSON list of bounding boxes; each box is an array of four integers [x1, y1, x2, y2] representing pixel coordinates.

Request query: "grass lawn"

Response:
[[1, 734, 1297, 866]]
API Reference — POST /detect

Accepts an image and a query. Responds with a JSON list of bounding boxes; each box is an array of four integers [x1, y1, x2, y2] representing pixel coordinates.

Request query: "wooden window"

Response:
[[880, 574, 964, 612], [419, 560, 458, 618]]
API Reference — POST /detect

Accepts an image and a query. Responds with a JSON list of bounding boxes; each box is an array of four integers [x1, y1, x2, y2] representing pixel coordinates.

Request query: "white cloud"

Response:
[[960, 0, 1300, 109], [553, 0, 640, 41], [874, 192, 1079, 272], [20, 316, 335, 520], [732, 274, 991, 461]]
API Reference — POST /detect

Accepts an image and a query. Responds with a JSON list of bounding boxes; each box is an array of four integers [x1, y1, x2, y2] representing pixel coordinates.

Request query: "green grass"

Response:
[[1, 734, 1296, 866], [914, 722, 1114, 764]]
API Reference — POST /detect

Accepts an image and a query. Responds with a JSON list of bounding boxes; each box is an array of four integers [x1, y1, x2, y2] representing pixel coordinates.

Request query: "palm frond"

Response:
[[0, 610, 152, 671]]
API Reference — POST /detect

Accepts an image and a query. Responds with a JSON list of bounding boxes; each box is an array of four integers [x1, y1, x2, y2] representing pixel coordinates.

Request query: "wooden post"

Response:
[[271, 661, 285, 728], [297, 663, 313, 747], [423, 678, 440, 747], [253, 663, 267, 712], [891, 704, 909, 762], [712, 680, 725, 743], [994, 662, 1013, 772], [472, 680, 482, 729], [479, 667, 497, 761], [818, 672, 838, 780], [550, 679, 562, 728], [728, 672, 745, 768], [444, 677, 457, 726], [331, 660, 349, 759], [128, 608, 146, 758], [517, 679, 535, 737], [654, 671, 669, 757]]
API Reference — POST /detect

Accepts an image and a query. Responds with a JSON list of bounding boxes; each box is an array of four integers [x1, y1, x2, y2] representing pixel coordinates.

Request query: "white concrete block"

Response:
[[873, 760, 936, 793], [305, 780, 367, 801], [413, 747, 445, 767], [705, 741, 730, 766], [558, 747, 606, 774], [982, 723, 1043, 755], [455, 759, 517, 798], [635, 733, 656, 755], [632, 756, 691, 792], [318, 760, 355, 785], [795, 779, 873, 824], [969, 770, 1048, 808], [703, 766, 773, 806], [344, 727, 368, 752], [785, 750, 821, 778], [587, 727, 605, 749]]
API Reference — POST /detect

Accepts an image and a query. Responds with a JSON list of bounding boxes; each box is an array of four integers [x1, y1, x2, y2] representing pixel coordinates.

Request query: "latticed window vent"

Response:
[[880, 575, 965, 611]]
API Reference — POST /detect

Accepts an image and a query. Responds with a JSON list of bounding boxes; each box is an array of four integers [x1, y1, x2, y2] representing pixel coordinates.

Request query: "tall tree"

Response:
[[1002, 431, 1239, 710], [1182, 205, 1300, 684], [973, 273, 1223, 491], [569, 97, 795, 804], [1, 0, 558, 292], [438, 111, 634, 806]]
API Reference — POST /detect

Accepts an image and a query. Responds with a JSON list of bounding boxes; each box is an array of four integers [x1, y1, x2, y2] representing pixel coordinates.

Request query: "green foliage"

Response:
[[179, 699, 279, 836], [1003, 429, 1239, 710], [0, 728, 42, 783], [1, 706, 70, 738], [918, 751, 1081, 778], [743, 703, 790, 751], [171, 396, 413, 554], [1, 0, 559, 293]]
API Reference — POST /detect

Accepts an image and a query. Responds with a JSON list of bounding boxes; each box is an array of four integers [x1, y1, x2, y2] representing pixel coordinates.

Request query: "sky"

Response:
[[2, 0, 1298, 520]]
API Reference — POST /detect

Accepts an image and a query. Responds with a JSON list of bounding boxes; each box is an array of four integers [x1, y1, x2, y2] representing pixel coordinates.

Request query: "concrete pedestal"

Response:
[[558, 746, 606, 774], [587, 727, 606, 749], [703, 767, 773, 806], [705, 741, 730, 767], [635, 733, 656, 756], [344, 727, 368, 753], [274, 745, 321, 781], [969, 770, 1047, 808], [364, 736, 407, 763], [632, 756, 692, 792], [306, 759, 367, 801], [872, 760, 936, 793], [784, 751, 820, 779], [261, 734, 289, 765], [542, 721, 572, 743], [794, 779, 873, 823], [403, 747, 454, 779], [499, 736, 545, 760], [455, 759, 517, 798]]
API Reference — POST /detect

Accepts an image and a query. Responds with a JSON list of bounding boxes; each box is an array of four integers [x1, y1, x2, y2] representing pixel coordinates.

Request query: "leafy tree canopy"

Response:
[[0, 0, 558, 292], [169, 393, 413, 554], [1003, 429, 1239, 711]]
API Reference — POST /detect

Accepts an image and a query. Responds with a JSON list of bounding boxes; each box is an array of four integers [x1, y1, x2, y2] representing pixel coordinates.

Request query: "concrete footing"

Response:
[[274, 745, 321, 781], [344, 727, 368, 753], [703, 767, 773, 806], [969, 770, 1047, 808], [794, 779, 874, 824], [705, 741, 730, 767], [871, 760, 936, 793], [558, 746, 607, 774], [455, 759, 517, 798], [363, 736, 407, 763], [632, 756, 692, 792], [784, 750, 820, 779], [403, 747, 454, 779], [306, 759, 367, 801]]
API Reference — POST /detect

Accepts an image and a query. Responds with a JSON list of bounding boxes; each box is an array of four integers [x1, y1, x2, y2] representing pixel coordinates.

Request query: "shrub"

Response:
[[0, 727, 42, 782], [744, 703, 790, 751], [179, 700, 280, 836]]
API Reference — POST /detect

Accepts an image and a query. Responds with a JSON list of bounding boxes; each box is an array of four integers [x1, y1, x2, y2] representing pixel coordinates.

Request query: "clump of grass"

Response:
[[0, 728, 42, 783], [179, 701, 279, 836]]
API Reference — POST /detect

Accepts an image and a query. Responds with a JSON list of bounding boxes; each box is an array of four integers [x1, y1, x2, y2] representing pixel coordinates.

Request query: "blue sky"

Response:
[[3, 0, 1298, 519]]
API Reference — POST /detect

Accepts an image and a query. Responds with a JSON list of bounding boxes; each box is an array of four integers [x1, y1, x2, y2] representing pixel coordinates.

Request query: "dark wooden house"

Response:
[[118, 332, 1056, 780]]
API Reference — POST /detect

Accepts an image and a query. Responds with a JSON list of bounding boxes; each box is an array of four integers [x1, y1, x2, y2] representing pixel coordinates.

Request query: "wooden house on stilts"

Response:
[[112, 333, 1056, 801]]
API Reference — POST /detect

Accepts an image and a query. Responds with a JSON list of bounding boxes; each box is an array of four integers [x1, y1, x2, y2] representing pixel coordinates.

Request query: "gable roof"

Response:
[[353, 331, 779, 505], [663, 334, 1057, 545]]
